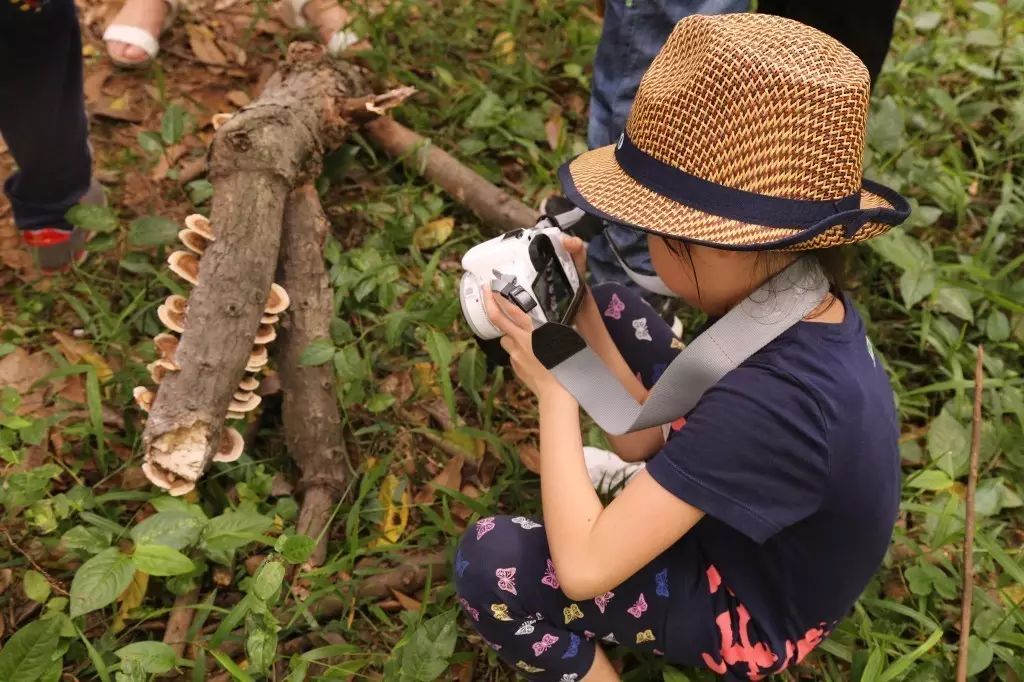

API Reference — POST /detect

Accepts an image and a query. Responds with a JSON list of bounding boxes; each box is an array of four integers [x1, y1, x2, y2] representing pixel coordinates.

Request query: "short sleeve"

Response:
[[645, 363, 830, 544]]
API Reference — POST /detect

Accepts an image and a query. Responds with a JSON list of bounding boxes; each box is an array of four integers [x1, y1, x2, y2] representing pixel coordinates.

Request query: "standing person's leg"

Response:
[[757, 0, 902, 87], [586, 0, 749, 296], [0, 0, 96, 270]]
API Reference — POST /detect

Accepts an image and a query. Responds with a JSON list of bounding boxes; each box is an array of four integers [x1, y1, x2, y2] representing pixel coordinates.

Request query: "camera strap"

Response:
[[532, 258, 829, 435]]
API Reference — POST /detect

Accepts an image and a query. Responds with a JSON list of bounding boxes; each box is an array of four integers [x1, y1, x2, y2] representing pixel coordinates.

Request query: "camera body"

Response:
[[460, 218, 584, 340]]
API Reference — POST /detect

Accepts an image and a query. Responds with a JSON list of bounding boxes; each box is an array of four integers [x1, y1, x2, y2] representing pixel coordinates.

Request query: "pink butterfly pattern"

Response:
[[594, 591, 614, 614], [627, 593, 648, 619], [476, 517, 496, 540], [541, 559, 560, 589], [496, 567, 517, 595], [603, 293, 625, 320], [532, 633, 559, 657]]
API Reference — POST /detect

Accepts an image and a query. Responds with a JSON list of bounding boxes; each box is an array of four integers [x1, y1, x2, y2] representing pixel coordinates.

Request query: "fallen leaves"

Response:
[[412, 216, 455, 250], [186, 23, 229, 66], [374, 474, 410, 547]]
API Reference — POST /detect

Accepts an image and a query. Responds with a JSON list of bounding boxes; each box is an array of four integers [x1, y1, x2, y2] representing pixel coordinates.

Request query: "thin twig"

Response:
[[956, 345, 984, 682], [163, 588, 201, 658], [0, 528, 69, 596]]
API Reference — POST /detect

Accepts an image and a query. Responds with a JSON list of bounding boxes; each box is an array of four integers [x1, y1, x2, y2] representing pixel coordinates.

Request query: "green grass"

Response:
[[1, 0, 1022, 680]]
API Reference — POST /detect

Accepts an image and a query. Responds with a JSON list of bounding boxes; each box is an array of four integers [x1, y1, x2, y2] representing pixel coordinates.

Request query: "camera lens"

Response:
[[459, 272, 501, 339]]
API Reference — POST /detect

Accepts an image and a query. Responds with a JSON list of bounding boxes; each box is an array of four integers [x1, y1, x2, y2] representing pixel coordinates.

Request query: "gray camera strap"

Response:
[[532, 258, 829, 435]]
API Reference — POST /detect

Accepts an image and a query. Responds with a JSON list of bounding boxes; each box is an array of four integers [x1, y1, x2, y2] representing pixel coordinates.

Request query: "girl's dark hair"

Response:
[[661, 238, 850, 319]]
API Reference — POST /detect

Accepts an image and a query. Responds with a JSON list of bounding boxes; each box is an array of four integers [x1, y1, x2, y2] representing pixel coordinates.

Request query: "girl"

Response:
[[455, 13, 910, 682]]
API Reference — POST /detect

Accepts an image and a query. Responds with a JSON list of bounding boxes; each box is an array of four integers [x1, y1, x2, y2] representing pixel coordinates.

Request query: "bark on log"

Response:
[[276, 185, 351, 566], [162, 588, 200, 658], [364, 117, 539, 235], [142, 44, 370, 489]]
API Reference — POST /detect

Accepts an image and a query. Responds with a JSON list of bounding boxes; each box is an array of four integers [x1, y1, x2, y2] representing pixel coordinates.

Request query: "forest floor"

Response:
[[1, 0, 1023, 680]]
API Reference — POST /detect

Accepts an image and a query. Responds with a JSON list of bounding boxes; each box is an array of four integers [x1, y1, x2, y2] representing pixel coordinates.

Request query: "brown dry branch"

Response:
[[956, 345, 984, 682], [141, 42, 371, 491], [163, 588, 201, 658], [275, 185, 351, 567], [363, 117, 539, 235]]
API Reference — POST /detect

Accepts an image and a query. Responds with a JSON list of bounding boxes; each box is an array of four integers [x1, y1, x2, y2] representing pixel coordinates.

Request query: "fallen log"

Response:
[[276, 185, 351, 566], [141, 43, 374, 491], [363, 117, 539, 235]]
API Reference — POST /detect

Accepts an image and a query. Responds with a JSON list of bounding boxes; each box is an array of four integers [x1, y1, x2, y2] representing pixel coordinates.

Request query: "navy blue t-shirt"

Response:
[[647, 295, 900, 678]]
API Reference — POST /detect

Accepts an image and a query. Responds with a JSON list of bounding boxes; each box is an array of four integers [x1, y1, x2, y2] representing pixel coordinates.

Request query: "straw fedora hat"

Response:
[[559, 13, 910, 251]]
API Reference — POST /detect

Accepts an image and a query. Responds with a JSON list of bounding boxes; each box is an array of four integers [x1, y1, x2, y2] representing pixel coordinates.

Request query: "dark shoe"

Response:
[[19, 178, 104, 273]]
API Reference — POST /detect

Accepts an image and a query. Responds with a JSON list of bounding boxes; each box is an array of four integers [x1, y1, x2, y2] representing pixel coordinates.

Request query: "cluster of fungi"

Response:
[[132, 213, 291, 496]]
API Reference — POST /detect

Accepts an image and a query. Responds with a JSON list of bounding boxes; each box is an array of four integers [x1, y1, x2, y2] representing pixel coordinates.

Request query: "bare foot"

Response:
[[105, 0, 170, 65], [301, 0, 354, 45]]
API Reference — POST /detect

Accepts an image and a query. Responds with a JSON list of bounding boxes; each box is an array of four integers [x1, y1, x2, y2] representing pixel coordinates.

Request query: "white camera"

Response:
[[460, 212, 585, 340]]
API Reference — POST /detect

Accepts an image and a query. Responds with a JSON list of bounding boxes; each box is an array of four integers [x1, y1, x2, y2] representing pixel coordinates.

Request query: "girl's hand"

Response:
[[483, 287, 569, 401], [562, 234, 587, 279]]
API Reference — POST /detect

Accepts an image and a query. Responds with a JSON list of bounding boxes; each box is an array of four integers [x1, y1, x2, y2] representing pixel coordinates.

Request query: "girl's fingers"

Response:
[[485, 288, 534, 336], [482, 287, 520, 337]]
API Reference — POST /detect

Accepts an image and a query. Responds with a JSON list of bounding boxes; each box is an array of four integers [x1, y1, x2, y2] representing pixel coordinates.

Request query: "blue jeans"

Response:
[[585, 0, 749, 292], [0, 0, 92, 231]]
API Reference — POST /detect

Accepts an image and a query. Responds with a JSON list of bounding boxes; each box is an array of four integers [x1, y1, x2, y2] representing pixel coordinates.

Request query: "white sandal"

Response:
[[282, 0, 360, 56], [102, 0, 179, 69]]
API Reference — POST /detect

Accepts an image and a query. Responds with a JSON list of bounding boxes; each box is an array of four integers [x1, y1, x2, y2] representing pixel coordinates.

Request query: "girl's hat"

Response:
[[559, 13, 910, 251]]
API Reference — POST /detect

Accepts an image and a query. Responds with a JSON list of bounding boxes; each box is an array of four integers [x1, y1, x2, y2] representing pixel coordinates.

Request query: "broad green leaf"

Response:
[[137, 131, 164, 155], [132, 544, 195, 576], [663, 668, 694, 682], [899, 267, 935, 309], [366, 393, 396, 413], [201, 509, 274, 564], [65, 204, 119, 233], [868, 96, 905, 150], [161, 104, 187, 145], [927, 410, 969, 478], [412, 216, 454, 250], [186, 179, 214, 205], [70, 547, 135, 617], [907, 469, 954, 491], [935, 287, 973, 322], [115, 641, 177, 675], [912, 11, 942, 31], [23, 570, 51, 603], [399, 611, 458, 681], [245, 613, 278, 674], [0, 616, 62, 682], [128, 216, 180, 247], [300, 338, 335, 366], [130, 510, 204, 551], [62, 525, 112, 555], [465, 90, 506, 129], [967, 636, 994, 676], [276, 534, 316, 564], [986, 310, 1010, 342], [250, 559, 285, 602]]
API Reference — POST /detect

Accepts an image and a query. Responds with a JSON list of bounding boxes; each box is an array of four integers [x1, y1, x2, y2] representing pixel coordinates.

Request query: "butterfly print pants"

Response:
[[455, 515, 694, 681], [0, 0, 92, 231], [454, 284, 697, 680]]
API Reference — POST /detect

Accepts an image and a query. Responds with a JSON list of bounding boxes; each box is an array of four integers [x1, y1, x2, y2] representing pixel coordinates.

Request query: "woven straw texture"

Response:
[[565, 13, 901, 250]]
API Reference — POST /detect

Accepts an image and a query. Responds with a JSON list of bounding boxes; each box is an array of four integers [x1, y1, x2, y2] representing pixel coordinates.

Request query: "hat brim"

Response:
[[559, 144, 910, 251]]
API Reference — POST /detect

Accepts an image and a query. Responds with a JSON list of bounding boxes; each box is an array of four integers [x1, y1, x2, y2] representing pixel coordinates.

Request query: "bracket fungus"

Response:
[[157, 297, 187, 333], [168, 251, 201, 285], [211, 112, 234, 130], [265, 283, 290, 315], [184, 213, 215, 240], [147, 359, 179, 383], [142, 462, 196, 496], [238, 375, 260, 392], [254, 324, 277, 344], [179, 228, 211, 255], [133, 386, 155, 412], [153, 333, 179, 362], [212, 427, 244, 463], [246, 346, 269, 372]]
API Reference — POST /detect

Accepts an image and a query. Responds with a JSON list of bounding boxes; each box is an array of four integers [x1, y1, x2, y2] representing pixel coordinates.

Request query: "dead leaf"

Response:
[[380, 371, 414, 404], [412, 362, 440, 397], [545, 105, 563, 151], [83, 65, 112, 105], [186, 24, 228, 65], [414, 452, 464, 505], [492, 31, 516, 65], [390, 589, 422, 611], [443, 429, 485, 459], [373, 474, 410, 547], [52, 332, 114, 383], [226, 90, 250, 107], [113, 570, 149, 633], [0, 568, 12, 595], [412, 216, 455, 250]]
